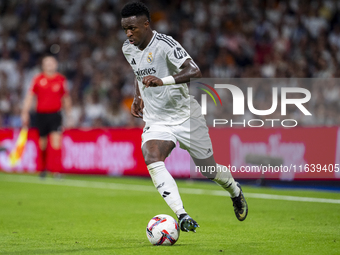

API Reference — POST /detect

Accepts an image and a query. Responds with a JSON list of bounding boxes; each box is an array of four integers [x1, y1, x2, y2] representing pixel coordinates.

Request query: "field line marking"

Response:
[[1, 174, 340, 204]]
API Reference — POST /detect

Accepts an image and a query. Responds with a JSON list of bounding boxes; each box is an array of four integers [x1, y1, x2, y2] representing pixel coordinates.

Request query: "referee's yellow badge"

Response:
[[147, 52, 153, 63]]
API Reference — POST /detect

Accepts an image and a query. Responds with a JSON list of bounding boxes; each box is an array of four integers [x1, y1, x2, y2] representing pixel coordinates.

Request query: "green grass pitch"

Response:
[[0, 172, 339, 255]]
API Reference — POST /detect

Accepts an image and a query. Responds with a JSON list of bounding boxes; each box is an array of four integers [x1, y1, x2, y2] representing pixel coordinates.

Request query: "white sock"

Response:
[[147, 161, 186, 218], [213, 164, 240, 198]]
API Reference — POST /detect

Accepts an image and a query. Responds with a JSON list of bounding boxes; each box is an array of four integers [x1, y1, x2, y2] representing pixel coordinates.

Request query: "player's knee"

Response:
[[143, 152, 163, 166], [144, 156, 160, 166], [39, 137, 48, 150], [50, 133, 61, 150]]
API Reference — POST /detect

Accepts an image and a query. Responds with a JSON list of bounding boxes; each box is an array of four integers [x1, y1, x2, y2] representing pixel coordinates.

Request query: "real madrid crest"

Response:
[[147, 52, 153, 63]]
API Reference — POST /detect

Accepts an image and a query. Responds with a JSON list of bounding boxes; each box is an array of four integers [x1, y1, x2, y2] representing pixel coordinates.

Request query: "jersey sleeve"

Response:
[[157, 34, 191, 69]]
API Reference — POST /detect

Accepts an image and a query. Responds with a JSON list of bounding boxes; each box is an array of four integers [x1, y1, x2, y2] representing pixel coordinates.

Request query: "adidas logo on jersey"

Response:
[[130, 58, 136, 65]]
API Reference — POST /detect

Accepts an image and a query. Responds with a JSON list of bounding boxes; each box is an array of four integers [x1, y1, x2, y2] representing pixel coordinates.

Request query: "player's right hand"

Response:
[[142, 75, 163, 88], [21, 113, 30, 128], [131, 98, 144, 118]]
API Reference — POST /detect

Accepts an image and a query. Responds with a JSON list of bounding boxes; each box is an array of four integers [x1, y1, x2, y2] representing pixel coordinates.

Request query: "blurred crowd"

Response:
[[0, 0, 340, 128]]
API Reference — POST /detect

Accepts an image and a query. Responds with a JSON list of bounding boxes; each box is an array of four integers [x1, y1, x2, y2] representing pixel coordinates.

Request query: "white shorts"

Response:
[[141, 115, 213, 159]]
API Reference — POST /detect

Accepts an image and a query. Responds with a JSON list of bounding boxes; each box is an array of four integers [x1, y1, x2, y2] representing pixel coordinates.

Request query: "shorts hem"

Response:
[[141, 136, 177, 148]]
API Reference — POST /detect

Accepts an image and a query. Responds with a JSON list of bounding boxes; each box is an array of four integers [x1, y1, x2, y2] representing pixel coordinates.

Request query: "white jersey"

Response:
[[122, 30, 201, 126]]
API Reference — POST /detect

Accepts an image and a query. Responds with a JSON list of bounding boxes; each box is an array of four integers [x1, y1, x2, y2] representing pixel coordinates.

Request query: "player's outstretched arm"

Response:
[[131, 78, 144, 118], [142, 59, 201, 88]]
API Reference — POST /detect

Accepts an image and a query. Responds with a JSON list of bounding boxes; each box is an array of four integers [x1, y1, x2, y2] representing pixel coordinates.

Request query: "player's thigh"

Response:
[[174, 115, 214, 160], [141, 126, 176, 165], [142, 139, 176, 165]]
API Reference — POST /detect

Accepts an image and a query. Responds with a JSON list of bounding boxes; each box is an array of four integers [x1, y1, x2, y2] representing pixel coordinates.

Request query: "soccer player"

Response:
[[21, 55, 72, 177], [121, 2, 248, 232]]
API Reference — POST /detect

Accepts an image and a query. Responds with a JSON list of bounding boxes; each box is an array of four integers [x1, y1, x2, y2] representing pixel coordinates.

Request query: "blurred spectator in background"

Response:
[[0, 0, 339, 127]]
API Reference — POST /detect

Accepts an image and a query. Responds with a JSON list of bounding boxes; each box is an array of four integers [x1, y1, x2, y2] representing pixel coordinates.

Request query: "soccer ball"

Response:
[[146, 214, 180, 245]]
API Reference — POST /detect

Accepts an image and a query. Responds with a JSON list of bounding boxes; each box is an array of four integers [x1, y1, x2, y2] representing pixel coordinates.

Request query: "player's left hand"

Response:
[[142, 75, 163, 88]]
